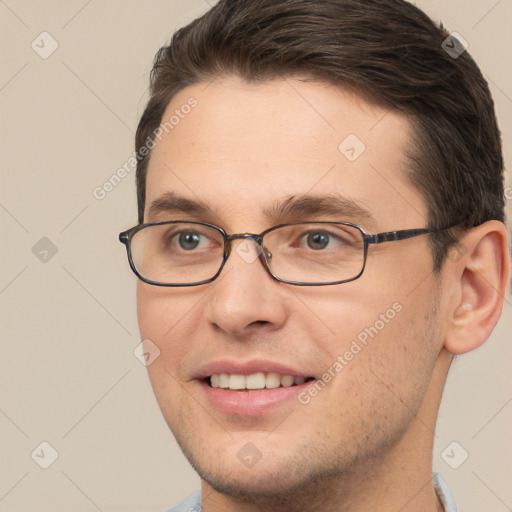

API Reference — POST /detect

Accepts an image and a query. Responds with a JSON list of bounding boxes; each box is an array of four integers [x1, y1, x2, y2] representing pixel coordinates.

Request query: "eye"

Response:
[[161, 228, 215, 253], [177, 232, 202, 250], [303, 231, 339, 250]]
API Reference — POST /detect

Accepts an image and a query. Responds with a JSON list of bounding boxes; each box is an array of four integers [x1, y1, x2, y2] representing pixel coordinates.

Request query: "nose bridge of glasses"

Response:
[[223, 233, 273, 270], [225, 233, 264, 253], [227, 233, 263, 243]]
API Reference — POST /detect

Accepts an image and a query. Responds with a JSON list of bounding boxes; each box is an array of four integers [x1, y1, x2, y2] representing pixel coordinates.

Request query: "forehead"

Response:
[[145, 76, 427, 231]]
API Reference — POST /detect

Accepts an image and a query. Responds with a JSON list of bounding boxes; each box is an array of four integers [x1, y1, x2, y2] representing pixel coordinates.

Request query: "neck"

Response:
[[202, 350, 452, 512]]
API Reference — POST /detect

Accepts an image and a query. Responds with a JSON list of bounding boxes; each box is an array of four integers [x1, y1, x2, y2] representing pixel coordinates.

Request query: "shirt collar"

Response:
[[433, 472, 458, 512]]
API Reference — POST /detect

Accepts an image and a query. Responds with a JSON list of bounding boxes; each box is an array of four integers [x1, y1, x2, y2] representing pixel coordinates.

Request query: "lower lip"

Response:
[[199, 380, 310, 416]]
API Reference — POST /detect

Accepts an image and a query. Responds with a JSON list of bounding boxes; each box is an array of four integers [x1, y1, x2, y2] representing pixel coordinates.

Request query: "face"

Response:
[[137, 77, 445, 499]]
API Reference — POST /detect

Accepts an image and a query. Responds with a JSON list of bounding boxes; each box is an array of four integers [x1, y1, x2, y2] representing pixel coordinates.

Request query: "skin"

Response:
[[136, 76, 510, 511]]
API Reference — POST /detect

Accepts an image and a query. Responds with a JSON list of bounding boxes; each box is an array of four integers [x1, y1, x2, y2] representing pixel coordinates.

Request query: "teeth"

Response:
[[228, 374, 246, 390], [281, 375, 294, 387], [209, 372, 310, 390], [246, 372, 266, 389], [265, 372, 281, 389], [219, 373, 229, 388]]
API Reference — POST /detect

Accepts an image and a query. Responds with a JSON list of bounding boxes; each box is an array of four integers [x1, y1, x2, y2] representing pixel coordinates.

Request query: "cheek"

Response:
[[137, 285, 208, 432], [313, 274, 440, 401], [137, 283, 201, 345], [345, 295, 439, 411], [136, 283, 203, 386]]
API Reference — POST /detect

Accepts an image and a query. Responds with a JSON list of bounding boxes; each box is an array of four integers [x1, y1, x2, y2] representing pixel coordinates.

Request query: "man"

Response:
[[119, 0, 510, 510]]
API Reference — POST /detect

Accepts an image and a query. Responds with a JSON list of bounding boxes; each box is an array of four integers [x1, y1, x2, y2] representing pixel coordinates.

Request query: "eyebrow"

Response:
[[147, 192, 209, 221], [264, 195, 376, 226], [146, 191, 375, 227]]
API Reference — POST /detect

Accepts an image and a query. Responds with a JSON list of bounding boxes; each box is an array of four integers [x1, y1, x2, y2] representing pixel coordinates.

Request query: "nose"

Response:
[[205, 238, 288, 338]]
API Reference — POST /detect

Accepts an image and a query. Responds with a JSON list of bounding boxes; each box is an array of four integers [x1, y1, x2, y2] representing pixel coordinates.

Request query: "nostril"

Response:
[[248, 320, 270, 328]]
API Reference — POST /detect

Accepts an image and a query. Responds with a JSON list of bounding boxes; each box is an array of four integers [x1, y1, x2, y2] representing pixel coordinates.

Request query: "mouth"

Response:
[[207, 373, 315, 390], [196, 359, 318, 416]]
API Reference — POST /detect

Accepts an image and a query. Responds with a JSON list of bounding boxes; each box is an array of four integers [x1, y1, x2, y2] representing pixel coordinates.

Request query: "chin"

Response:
[[196, 458, 322, 499], [203, 468, 290, 497], [175, 429, 345, 500]]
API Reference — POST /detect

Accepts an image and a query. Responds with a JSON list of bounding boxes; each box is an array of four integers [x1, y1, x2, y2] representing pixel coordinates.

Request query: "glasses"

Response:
[[119, 220, 445, 287]]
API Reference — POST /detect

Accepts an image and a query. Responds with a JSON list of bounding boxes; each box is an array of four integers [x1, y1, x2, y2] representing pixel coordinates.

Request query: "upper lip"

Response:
[[196, 359, 314, 380]]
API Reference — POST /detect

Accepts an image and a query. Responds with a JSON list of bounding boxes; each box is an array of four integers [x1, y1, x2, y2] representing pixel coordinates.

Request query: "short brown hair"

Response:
[[135, 0, 505, 270]]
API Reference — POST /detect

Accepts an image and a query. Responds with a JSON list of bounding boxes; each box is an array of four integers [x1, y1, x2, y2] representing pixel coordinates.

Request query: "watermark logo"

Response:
[[32, 237, 58, 263], [31, 441, 59, 469], [31, 31, 59, 59], [236, 238, 262, 264], [338, 134, 366, 162], [442, 32, 468, 59], [441, 441, 469, 469], [133, 339, 161, 366], [237, 442, 263, 468]]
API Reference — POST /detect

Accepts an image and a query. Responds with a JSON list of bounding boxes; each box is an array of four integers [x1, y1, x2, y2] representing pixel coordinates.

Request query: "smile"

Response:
[[209, 373, 314, 390]]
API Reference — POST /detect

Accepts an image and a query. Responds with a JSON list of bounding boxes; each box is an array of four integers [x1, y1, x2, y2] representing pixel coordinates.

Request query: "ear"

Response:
[[444, 220, 511, 355]]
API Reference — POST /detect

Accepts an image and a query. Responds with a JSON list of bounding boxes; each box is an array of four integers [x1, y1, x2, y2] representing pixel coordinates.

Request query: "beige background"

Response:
[[0, 1, 511, 511]]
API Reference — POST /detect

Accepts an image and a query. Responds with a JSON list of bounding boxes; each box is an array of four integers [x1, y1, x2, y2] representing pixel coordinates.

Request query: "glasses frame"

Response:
[[119, 220, 444, 287]]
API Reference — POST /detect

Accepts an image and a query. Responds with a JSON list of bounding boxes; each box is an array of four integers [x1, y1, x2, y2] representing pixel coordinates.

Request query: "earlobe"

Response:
[[444, 220, 510, 355]]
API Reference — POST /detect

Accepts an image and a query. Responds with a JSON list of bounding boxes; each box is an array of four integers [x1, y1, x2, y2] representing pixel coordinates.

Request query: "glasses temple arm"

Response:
[[367, 228, 432, 244]]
